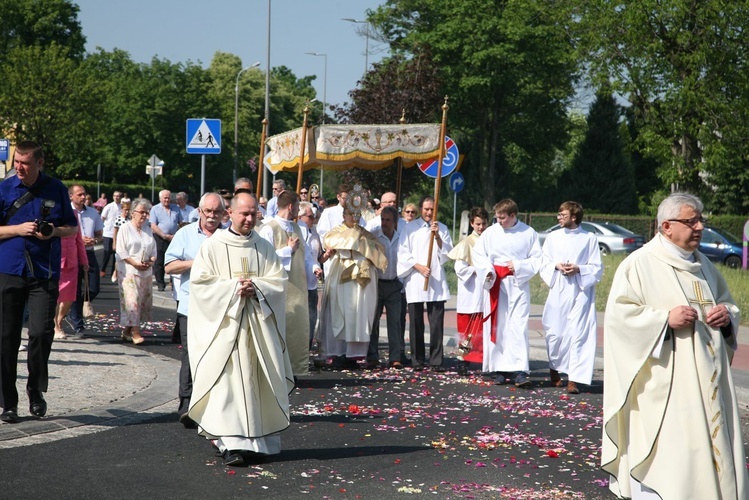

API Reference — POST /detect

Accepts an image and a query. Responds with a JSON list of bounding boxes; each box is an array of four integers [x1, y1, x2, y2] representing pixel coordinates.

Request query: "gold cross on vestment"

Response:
[[232, 257, 256, 279], [689, 281, 714, 320]]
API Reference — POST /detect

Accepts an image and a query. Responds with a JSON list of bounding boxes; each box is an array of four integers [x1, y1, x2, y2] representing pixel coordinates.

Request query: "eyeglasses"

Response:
[[668, 216, 707, 228], [300, 213, 313, 218], [200, 208, 224, 215], [300, 191, 308, 194], [404, 210, 416, 214], [557, 213, 570, 219], [133, 210, 149, 216]]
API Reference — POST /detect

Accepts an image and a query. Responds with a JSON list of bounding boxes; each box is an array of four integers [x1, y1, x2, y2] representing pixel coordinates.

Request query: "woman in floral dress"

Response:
[[115, 198, 156, 344]]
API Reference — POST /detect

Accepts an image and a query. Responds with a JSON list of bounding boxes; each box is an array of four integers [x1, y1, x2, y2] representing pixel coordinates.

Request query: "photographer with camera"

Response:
[[0, 140, 78, 423]]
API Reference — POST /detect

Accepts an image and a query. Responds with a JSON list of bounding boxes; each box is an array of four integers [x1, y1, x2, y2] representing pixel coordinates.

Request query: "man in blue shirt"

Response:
[[0, 141, 78, 423], [164, 192, 225, 428], [150, 189, 182, 291]]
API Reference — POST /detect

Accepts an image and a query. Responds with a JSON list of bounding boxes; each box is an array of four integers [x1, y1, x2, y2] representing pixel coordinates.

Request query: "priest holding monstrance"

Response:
[[602, 192, 748, 499]]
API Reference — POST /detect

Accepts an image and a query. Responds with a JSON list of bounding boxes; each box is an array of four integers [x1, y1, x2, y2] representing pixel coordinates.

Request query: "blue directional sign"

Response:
[[0, 139, 9, 162], [449, 171, 465, 194], [186, 119, 221, 154]]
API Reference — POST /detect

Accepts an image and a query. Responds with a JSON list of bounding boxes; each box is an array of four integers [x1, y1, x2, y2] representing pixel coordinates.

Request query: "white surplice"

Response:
[[397, 218, 453, 304], [539, 227, 602, 385], [602, 233, 748, 499], [472, 221, 541, 373], [187, 229, 294, 455]]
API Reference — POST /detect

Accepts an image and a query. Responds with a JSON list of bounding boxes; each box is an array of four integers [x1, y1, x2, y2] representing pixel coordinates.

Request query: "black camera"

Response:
[[34, 199, 56, 237]]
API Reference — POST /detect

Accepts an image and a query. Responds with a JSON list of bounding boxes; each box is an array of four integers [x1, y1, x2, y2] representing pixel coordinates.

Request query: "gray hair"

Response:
[[657, 192, 703, 228], [131, 198, 152, 213], [273, 179, 286, 189], [199, 192, 225, 210], [299, 201, 316, 217], [176, 191, 188, 201]]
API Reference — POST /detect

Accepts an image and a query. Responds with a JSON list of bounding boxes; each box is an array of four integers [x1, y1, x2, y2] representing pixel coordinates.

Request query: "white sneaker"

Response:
[[54, 330, 67, 340]]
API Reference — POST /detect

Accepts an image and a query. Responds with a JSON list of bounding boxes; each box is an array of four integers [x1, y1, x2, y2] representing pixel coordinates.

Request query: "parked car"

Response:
[[699, 226, 743, 269], [537, 221, 646, 255]]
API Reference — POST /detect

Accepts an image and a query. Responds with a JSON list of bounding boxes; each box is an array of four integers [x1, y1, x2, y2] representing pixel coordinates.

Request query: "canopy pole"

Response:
[[395, 109, 406, 209], [296, 102, 311, 194], [255, 117, 268, 199], [424, 96, 450, 291]]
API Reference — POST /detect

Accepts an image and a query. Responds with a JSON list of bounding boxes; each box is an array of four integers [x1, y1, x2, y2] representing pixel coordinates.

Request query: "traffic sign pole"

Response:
[[201, 155, 206, 197]]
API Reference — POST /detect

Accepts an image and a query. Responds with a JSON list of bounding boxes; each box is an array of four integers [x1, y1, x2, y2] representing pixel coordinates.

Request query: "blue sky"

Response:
[[74, 0, 386, 108]]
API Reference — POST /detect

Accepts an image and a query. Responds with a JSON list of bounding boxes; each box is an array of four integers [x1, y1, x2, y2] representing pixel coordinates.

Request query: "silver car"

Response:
[[538, 221, 646, 255]]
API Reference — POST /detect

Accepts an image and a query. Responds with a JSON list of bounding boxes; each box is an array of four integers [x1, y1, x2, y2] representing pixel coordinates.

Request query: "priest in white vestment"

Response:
[[447, 207, 490, 376], [258, 190, 320, 376], [539, 201, 602, 394], [602, 192, 748, 499], [317, 185, 387, 366], [472, 199, 541, 387], [187, 192, 294, 467]]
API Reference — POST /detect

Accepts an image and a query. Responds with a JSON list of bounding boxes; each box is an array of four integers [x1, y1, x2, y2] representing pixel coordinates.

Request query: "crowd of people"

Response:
[[0, 142, 746, 497]]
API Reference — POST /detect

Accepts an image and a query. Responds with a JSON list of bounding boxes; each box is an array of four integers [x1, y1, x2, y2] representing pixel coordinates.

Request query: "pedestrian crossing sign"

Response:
[[186, 119, 221, 154]]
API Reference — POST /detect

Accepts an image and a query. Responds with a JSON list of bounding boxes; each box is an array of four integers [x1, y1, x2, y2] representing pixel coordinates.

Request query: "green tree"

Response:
[[562, 92, 638, 214], [0, 0, 86, 62], [0, 43, 100, 173], [571, 0, 749, 211], [372, 0, 578, 212]]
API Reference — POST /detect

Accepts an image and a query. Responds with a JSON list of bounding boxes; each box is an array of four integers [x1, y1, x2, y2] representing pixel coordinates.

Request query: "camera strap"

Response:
[[2, 176, 50, 226]]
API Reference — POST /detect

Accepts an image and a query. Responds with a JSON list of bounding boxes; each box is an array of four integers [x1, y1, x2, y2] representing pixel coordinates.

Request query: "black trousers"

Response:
[[69, 249, 100, 332], [0, 274, 58, 410], [368, 280, 404, 363], [177, 313, 191, 415], [408, 301, 445, 367], [154, 235, 170, 288], [101, 236, 116, 275]]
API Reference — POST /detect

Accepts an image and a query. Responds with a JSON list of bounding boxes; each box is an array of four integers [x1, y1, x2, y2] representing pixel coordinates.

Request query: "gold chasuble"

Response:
[[187, 229, 294, 444], [602, 233, 748, 499], [265, 219, 310, 376]]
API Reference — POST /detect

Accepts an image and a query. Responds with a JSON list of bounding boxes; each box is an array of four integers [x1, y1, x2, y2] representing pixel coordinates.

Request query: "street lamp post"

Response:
[[305, 52, 328, 196], [342, 18, 370, 75], [234, 61, 261, 183]]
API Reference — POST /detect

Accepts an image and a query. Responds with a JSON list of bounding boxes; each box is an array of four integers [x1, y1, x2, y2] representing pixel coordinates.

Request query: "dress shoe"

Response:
[[388, 361, 403, 370], [222, 449, 245, 466], [567, 381, 580, 394], [514, 372, 532, 389], [493, 373, 508, 385], [365, 360, 379, 370], [457, 362, 469, 376], [412, 363, 425, 372], [179, 412, 198, 429], [27, 389, 47, 417], [431, 365, 447, 373], [0, 407, 19, 423], [550, 369, 564, 387]]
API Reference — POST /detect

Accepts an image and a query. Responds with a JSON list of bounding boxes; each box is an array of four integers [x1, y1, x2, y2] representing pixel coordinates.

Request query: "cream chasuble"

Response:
[[262, 219, 310, 375], [318, 224, 387, 358], [187, 230, 294, 450], [602, 233, 747, 499]]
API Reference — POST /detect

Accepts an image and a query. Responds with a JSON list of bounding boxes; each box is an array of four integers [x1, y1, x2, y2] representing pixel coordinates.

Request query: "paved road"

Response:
[[0, 272, 747, 499]]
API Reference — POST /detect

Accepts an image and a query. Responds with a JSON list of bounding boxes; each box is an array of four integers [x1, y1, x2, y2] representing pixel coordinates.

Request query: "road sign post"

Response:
[[0, 139, 9, 179], [449, 171, 465, 238], [187, 119, 222, 195], [146, 154, 164, 203]]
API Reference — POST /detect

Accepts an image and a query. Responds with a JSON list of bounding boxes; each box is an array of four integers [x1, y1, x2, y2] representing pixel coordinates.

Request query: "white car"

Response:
[[538, 221, 646, 255]]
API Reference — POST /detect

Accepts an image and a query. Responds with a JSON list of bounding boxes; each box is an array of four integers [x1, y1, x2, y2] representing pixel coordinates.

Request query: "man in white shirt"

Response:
[[367, 206, 404, 369], [298, 202, 325, 348], [100, 190, 122, 277], [397, 196, 453, 372], [365, 191, 398, 232]]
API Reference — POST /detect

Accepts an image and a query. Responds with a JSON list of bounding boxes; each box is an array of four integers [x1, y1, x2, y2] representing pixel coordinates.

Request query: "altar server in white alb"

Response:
[[602, 192, 748, 499], [472, 199, 541, 388], [187, 192, 294, 467], [539, 201, 602, 394]]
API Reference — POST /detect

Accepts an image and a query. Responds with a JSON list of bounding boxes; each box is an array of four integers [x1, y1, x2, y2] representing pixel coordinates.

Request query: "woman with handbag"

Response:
[[54, 224, 89, 339], [115, 198, 156, 344]]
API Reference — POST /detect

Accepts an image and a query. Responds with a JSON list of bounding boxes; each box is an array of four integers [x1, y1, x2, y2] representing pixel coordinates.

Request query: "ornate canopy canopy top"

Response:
[[265, 123, 442, 173]]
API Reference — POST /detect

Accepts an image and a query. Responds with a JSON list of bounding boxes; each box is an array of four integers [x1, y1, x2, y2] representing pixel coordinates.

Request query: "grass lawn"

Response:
[[446, 254, 749, 325]]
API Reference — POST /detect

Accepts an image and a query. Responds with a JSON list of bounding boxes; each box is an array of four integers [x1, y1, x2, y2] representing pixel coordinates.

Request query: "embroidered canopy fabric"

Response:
[[265, 124, 442, 173]]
